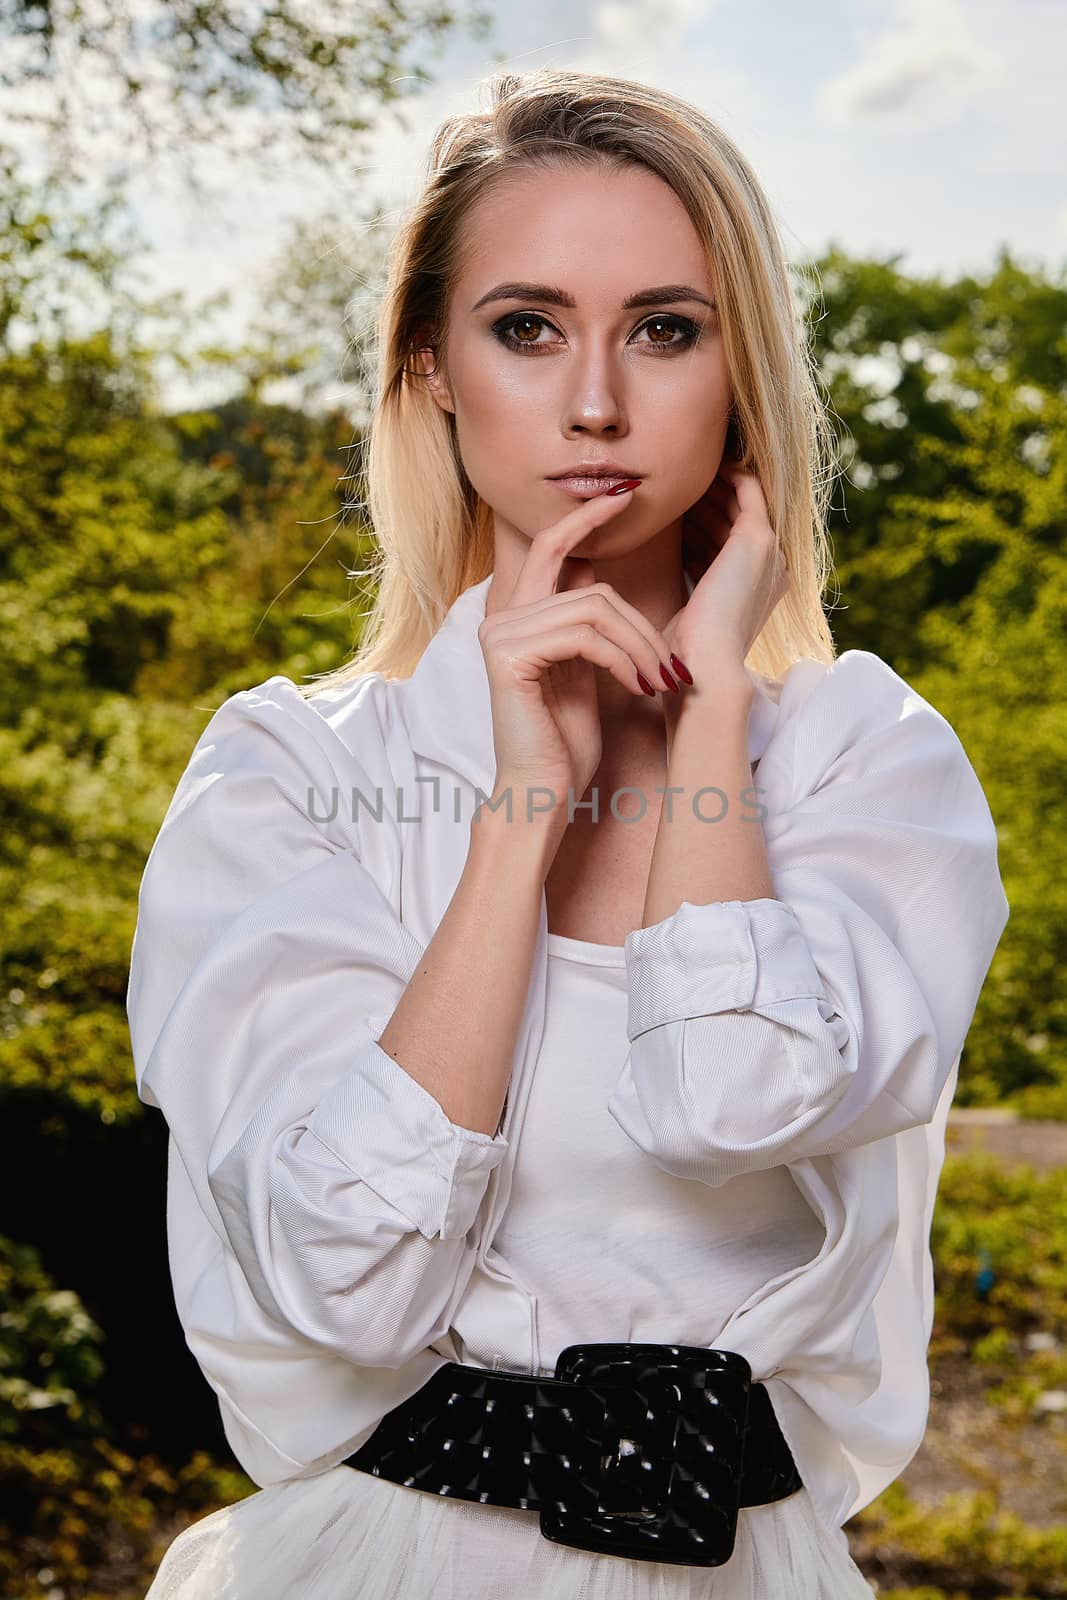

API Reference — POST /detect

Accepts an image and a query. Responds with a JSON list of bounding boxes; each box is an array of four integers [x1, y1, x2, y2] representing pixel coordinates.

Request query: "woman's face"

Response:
[[422, 160, 733, 599]]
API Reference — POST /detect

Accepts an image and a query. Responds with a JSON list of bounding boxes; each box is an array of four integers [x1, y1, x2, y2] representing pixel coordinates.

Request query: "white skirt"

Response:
[[145, 1461, 877, 1599]]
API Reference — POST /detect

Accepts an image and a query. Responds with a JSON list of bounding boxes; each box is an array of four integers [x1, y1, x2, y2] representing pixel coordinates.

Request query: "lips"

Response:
[[549, 474, 639, 499], [548, 466, 641, 482]]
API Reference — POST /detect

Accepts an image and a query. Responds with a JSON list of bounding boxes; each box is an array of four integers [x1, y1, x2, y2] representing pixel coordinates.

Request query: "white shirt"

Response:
[[478, 934, 828, 1371], [126, 571, 1009, 1540]]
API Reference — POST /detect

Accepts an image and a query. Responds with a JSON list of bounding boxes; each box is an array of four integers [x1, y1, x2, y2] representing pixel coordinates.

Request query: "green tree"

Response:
[[802, 245, 1067, 1110], [801, 245, 1067, 672], [0, 0, 494, 198]]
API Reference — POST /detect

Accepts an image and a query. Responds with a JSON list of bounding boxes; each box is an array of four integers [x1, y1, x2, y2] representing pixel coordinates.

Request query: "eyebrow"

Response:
[[470, 282, 718, 313]]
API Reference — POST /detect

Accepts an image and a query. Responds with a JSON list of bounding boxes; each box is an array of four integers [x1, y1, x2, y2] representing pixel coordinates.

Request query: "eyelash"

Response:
[[490, 310, 704, 356]]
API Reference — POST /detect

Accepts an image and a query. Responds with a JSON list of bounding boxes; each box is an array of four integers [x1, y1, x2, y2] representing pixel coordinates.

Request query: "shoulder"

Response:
[[201, 670, 396, 767], [775, 648, 994, 835], [157, 670, 401, 859], [771, 648, 945, 733], [789, 648, 951, 732], [759, 652, 1008, 974]]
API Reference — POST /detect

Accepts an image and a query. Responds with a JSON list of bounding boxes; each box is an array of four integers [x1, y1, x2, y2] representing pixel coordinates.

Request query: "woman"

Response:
[[127, 66, 1009, 1598]]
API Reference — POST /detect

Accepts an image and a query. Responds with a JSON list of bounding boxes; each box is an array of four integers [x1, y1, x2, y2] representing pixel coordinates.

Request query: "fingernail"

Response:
[[636, 670, 657, 696], [605, 478, 642, 497], [669, 653, 694, 685], [660, 664, 680, 693]]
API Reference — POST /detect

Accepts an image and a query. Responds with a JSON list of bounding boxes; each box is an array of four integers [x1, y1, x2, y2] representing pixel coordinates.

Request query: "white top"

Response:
[[470, 936, 826, 1376], [125, 571, 1009, 1540]]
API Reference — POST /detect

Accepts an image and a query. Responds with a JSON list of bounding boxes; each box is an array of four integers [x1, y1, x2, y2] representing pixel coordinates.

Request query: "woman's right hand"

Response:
[[477, 483, 687, 824]]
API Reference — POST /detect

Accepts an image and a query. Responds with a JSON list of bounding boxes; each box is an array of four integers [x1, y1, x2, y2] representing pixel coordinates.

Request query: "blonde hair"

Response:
[[299, 66, 841, 697]]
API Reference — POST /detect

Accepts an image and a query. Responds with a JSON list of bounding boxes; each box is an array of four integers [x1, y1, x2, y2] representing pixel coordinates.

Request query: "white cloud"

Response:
[[12, 0, 1058, 412], [960, 0, 1067, 177], [595, 0, 718, 51], [817, 0, 1002, 128]]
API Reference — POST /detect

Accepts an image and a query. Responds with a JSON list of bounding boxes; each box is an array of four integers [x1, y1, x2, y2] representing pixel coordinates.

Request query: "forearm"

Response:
[[642, 671, 776, 928], [377, 801, 560, 1137]]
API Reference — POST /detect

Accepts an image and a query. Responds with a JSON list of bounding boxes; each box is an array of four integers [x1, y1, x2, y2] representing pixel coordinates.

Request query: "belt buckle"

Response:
[[538, 1342, 752, 1568]]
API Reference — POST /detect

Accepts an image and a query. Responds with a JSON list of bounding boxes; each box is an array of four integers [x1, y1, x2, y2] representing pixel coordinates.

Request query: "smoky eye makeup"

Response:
[[488, 310, 705, 356]]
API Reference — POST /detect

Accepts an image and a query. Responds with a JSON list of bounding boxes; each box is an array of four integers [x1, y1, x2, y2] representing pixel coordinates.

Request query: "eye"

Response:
[[636, 314, 703, 353], [490, 312, 559, 353], [489, 311, 703, 356]]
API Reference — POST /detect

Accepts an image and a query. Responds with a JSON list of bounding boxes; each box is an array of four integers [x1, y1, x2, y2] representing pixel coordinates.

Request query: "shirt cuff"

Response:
[[623, 898, 830, 1038], [305, 1036, 509, 1242]]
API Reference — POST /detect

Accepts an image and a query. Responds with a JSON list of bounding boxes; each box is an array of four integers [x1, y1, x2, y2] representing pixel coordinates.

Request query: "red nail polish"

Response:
[[605, 478, 642, 497], [669, 653, 693, 685], [660, 664, 680, 693], [636, 670, 657, 696]]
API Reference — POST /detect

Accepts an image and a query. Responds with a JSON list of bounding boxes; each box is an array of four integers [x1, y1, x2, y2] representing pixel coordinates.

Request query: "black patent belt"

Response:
[[342, 1342, 804, 1568]]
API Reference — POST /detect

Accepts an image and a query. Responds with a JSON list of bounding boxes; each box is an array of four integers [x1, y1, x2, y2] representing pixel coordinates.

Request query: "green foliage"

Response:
[[930, 1154, 1067, 1346], [984, 1342, 1067, 1420], [852, 1480, 1067, 1594], [0, 1237, 106, 1444], [0, 1437, 255, 1600], [849, 1153, 1067, 1595], [875, 1592, 1043, 1600], [875, 1592, 1047, 1600], [0, 2, 495, 198], [806, 247, 1067, 1109], [0, 1236, 255, 1596]]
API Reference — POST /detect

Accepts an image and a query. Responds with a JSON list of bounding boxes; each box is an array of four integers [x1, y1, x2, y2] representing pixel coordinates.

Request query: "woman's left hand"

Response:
[[663, 457, 791, 678]]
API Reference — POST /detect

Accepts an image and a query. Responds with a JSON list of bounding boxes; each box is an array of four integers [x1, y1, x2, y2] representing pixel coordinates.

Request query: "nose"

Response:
[[561, 341, 628, 438]]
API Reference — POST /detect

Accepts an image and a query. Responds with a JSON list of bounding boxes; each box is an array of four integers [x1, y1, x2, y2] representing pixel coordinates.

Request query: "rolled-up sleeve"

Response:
[[606, 650, 1010, 1188], [128, 678, 507, 1373]]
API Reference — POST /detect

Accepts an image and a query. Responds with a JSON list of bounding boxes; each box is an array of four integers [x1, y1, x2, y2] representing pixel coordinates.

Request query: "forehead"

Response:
[[454, 162, 716, 300]]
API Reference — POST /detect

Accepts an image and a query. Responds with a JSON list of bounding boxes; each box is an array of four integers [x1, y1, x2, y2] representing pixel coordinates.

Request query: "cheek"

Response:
[[451, 342, 535, 411], [452, 368, 549, 478], [448, 396, 537, 511], [665, 360, 730, 421], [452, 373, 535, 461], [642, 363, 729, 439]]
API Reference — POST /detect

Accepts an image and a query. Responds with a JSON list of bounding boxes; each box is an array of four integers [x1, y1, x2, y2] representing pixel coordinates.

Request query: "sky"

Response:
[[15, 0, 1065, 409]]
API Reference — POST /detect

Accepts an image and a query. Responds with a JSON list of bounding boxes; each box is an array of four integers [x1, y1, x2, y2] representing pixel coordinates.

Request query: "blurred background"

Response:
[[0, 2, 1064, 1595]]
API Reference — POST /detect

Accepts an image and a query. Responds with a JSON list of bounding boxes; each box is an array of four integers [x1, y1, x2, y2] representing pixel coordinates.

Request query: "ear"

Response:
[[410, 325, 454, 414], [420, 352, 455, 415]]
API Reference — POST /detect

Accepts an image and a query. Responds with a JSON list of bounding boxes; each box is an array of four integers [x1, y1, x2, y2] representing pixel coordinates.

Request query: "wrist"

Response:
[[470, 788, 566, 871], [665, 659, 752, 718]]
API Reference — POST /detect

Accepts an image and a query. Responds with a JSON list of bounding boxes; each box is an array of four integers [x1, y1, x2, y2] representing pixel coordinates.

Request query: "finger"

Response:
[[550, 584, 684, 688], [499, 576, 683, 686], [486, 590, 681, 697], [719, 462, 766, 517], [487, 615, 659, 700], [507, 485, 638, 611]]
